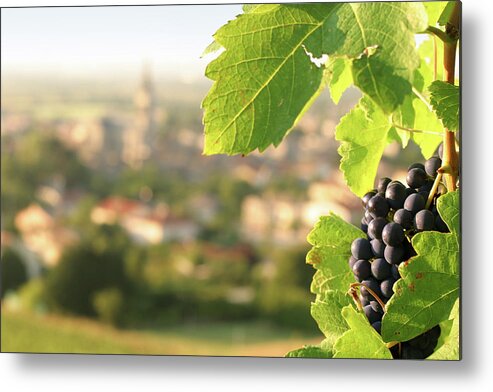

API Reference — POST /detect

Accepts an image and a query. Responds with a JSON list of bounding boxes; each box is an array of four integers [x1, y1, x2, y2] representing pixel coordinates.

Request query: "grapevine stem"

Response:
[[350, 282, 387, 312], [441, 2, 460, 192], [392, 123, 443, 136], [425, 26, 454, 44], [433, 36, 438, 81], [425, 171, 443, 209]]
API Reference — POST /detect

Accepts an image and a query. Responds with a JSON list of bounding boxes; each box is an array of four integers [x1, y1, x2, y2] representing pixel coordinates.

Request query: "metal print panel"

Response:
[[1, 1, 461, 360]]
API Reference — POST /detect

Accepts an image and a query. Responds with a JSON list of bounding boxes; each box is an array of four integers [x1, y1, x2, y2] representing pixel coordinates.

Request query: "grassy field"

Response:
[[1, 310, 322, 357]]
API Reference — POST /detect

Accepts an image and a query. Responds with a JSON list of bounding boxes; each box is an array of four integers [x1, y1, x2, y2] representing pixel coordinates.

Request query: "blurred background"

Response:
[[0, 4, 425, 356]]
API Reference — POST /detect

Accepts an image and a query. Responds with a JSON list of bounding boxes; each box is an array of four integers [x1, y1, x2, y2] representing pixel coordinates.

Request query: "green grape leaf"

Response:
[[327, 58, 353, 104], [428, 299, 460, 360], [202, 3, 340, 155], [382, 191, 460, 342], [411, 97, 444, 158], [425, 1, 450, 27], [429, 80, 460, 132], [326, 2, 428, 113], [333, 306, 393, 359], [335, 97, 391, 197], [311, 291, 351, 345], [307, 212, 365, 293], [438, 1, 457, 26], [285, 345, 333, 359], [201, 40, 223, 58]]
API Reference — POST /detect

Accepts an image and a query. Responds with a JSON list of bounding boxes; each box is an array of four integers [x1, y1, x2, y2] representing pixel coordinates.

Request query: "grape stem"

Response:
[[425, 171, 443, 210], [425, 26, 455, 44], [349, 282, 387, 312], [440, 2, 460, 192]]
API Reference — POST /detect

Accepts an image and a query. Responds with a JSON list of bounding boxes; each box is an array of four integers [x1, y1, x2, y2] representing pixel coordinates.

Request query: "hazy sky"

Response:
[[1, 4, 243, 79]]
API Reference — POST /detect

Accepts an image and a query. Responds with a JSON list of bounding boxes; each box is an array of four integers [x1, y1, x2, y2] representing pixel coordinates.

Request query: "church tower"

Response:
[[122, 63, 156, 169]]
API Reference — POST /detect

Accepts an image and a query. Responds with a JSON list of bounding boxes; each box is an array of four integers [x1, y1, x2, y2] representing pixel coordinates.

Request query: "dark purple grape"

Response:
[[406, 167, 427, 188], [393, 208, 413, 230], [352, 259, 371, 281], [371, 321, 382, 334], [385, 181, 407, 209], [405, 187, 416, 197], [360, 278, 382, 300], [418, 190, 430, 201], [438, 143, 444, 160], [408, 162, 425, 171], [435, 214, 449, 232], [414, 210, 435, 231], [384, 245, 405, 265], [371, 258, 391, 280], [362, 190, 377, 207], [377, 177, 392, 194], [368, 217, 387, 240], [370, 239, 385, 258], [380, 278, 396, 298], [382, 223, 405, 246], [425, 156, 442, 177], [367, 195, 390, 218], [364, 209, 374, 223], [370, 300, 383, 313], [364, 304, 382, 324], [419, 179, 434, 192], [404, 193, 425, 214], [391, 264, 400, 280], [351, 238, 373, 260], [361, 218, 368, 233], [349, 256, 357, 269], [359, 295, 370, 307]]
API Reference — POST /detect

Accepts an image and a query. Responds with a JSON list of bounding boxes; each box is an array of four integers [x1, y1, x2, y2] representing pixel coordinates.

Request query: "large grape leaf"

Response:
[[202, 3, 341, 155], [335, 97, 392, 197], [428, 299, 460, 360], [325, 2, 428, 113], [333, 306, 393, 359], [203, 2, 428, 156], [382, 191, 460, 342], [311, 291, 351, 346], [306, 212, 365, 293], [429, 80, 460, 132]]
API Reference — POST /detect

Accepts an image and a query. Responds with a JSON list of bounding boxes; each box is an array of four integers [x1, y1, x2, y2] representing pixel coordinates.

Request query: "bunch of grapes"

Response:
[[349, 148, 448, 359]]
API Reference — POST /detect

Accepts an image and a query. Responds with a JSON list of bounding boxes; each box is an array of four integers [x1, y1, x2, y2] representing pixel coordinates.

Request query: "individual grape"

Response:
[[371, 258, 391, 280], [349, 256, 357, 269], [360, 278, 382, 300], [352, 259, 371, 281], [405, 187, 416, 197], [418, 190, 430, 201], [406, 167, 427, 188], [367, 217, 387, 240], [408, 162, 425, 171], [361, 218, 368, 233], [382, 222, 405, 246], [364, 209, 374, 223], [393, 208, 413, 230], [367, 194, 390, 218], [419, 179, 434, 193], [371, 321, 382, 334], [391, 264, 400, 280], [385, 181, 407, 209], [425, 156, 442, 177], [351, 238, 373, 260], [414, 210, 435, 231], [359, 295, 370, 307], [370, 300, 383, 313], [384, 245, 405, 265], [404, 193, 425, 214], [377, 177, 392, 194], [435, 214, 448, 232], [370, 239, 385, 258], [438, 143, 444, 160], [364, 304, 382, 324], [362, 190, 377, 207], [380, 278, 396, 298]]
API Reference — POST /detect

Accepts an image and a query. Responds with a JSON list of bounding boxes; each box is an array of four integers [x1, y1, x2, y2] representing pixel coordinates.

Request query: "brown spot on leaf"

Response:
[[408, 283, 415, 292], [415, 272, 424, 279]]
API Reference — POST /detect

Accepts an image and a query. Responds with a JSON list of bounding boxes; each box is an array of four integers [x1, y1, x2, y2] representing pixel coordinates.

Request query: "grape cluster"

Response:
[[349, 150, 448, 359]]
